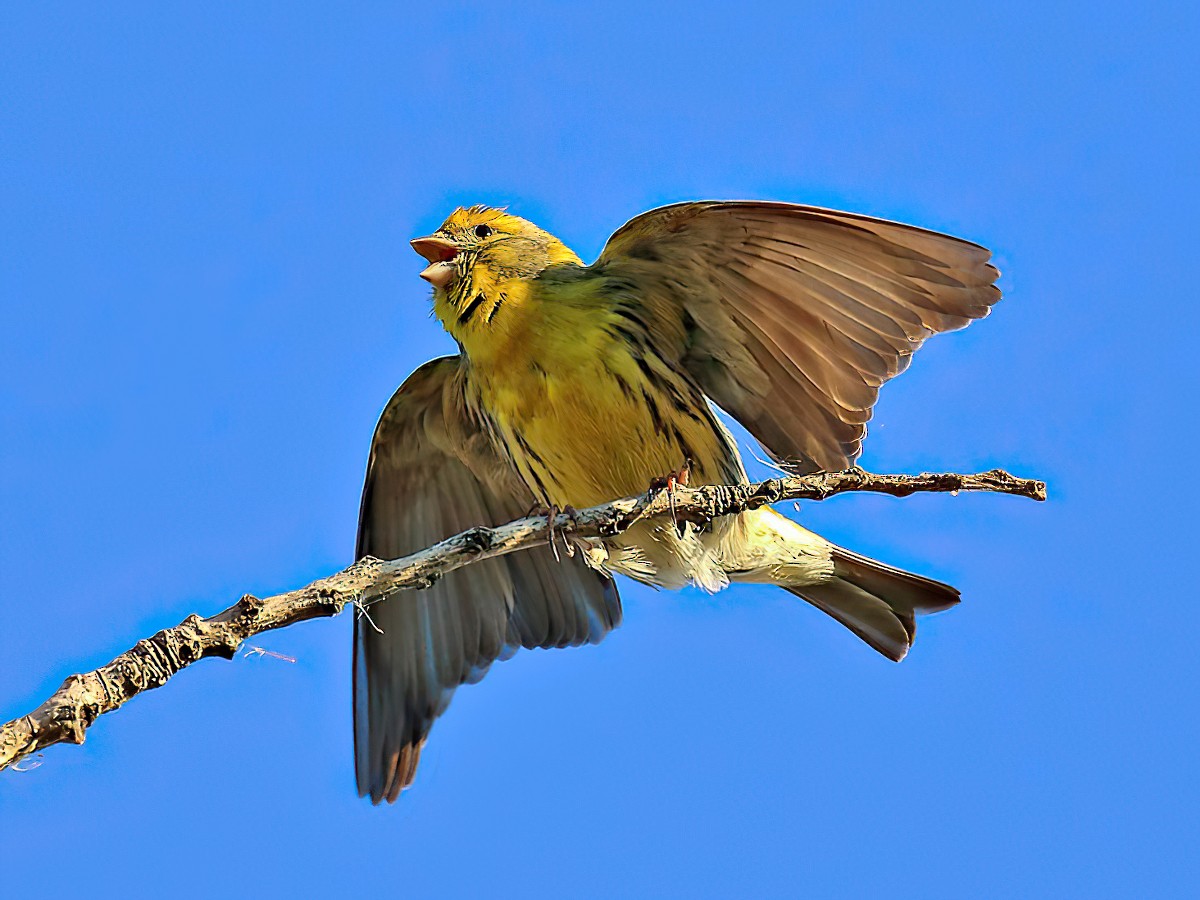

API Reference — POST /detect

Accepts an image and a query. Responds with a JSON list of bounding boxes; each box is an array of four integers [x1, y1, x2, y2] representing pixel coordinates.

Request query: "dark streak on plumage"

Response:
[[643, 389, 667, 434], [458, 292, 488, 325], [521, 460, 552, 504], [513, 431, 547, 468], [633, 354, 657, 385], [670, 426, 697, 469], [600, 275, 641, 295], [610, 367, 636, 401], [486, 292, 507, 324], [610, 323, 645, 354], [661, 378, 705, 422], [613, 305, 653, 335]]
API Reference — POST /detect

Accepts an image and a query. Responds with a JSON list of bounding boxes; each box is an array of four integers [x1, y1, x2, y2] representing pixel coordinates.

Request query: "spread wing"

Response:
[[589, 201, 1001, 472], [353, 356, 622, 804]]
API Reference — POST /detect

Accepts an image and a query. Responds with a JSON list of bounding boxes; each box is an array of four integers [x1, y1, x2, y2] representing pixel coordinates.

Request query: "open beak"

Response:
[[411, 235, 459, 289]]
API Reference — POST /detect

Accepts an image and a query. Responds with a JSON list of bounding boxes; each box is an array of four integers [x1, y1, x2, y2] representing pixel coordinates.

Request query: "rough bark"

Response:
[[0, 467, 1045, 772]]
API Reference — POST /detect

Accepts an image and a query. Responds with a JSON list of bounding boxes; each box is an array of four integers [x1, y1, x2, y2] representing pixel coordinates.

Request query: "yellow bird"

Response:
[[355, 201, 1000, 803]]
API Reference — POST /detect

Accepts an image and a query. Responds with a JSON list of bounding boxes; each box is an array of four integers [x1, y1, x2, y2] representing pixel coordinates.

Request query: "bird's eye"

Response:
[[474, 224, 493, 239]]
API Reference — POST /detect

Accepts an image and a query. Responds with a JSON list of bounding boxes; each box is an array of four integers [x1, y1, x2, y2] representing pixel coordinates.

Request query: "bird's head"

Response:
[[411, 206, 581, 349]]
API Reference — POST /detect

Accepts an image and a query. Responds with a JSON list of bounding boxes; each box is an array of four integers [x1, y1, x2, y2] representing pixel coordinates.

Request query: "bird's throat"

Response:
[[436, 277, 536, 365]]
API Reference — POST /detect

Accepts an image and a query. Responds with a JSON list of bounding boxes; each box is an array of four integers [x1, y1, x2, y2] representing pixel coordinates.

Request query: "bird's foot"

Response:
[[648, 461, 691, 537], [557, 506, 581, 559], [648, 461, 691, 491], [525, 503, 580, 561]]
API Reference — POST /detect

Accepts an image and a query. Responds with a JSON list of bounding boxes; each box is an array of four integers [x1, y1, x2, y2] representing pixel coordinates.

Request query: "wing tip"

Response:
[[358, 739, 425, 805]]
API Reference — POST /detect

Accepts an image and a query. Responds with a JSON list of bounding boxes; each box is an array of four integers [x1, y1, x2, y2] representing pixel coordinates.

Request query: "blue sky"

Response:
[[2, 3, 1196, 897]]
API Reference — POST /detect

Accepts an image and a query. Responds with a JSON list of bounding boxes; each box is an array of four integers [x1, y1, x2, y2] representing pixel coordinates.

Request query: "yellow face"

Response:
[[410, 206, 582, 346]]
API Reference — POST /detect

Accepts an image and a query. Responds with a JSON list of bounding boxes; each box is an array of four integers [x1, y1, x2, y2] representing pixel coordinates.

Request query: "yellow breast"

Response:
[[466, 302, 743, 509]]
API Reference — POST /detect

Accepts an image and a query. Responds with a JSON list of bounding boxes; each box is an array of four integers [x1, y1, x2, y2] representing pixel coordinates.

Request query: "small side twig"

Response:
[[242, 646, 298, 663]]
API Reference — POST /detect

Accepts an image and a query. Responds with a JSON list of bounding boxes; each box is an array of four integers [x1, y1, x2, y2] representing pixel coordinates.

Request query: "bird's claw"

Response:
[[557, 506, 580, 559], [527, 503, 580, 561], [649, 461, 691, 537]]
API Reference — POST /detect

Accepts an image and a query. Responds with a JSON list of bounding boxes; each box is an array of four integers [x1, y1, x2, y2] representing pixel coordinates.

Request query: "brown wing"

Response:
[[590, 201, 1000, 472], [353, 356, 621, 804]]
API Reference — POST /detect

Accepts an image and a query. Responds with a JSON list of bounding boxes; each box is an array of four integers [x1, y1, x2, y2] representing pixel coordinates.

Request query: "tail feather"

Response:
[[790, 547, 959, 662]]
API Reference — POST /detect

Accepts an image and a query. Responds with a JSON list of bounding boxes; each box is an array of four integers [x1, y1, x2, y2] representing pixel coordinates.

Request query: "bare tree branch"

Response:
[[0, 467, 1045, 772]]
